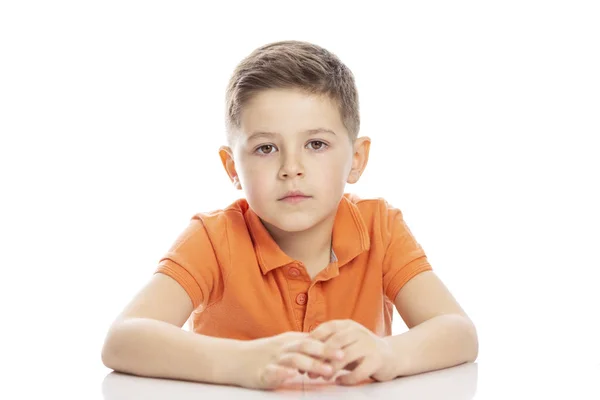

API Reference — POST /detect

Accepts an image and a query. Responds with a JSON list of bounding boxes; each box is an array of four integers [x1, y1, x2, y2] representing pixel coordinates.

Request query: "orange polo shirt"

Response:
[[155, 193, 432, 339]]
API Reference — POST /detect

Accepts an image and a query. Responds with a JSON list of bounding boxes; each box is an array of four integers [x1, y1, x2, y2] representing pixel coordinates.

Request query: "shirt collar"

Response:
[[244, 194, 371, 275]]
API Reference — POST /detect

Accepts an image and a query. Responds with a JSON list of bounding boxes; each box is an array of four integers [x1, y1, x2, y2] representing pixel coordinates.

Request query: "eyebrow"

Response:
[[247, 128, 336, 141]]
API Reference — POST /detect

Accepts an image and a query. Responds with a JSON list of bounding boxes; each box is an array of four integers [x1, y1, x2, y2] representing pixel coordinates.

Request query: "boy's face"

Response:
[[220, 88, 370, 233]]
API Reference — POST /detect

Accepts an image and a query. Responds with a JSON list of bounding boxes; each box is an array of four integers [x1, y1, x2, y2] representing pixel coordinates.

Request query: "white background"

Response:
[[1, 1, 598, 397]]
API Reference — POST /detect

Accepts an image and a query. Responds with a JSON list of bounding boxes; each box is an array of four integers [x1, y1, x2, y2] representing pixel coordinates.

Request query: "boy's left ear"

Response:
[[347, 136, 371, 184]]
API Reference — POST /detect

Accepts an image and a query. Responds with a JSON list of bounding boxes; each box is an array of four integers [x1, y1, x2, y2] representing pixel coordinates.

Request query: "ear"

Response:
[[219, 146, 242, 190], [346, 136, 371, 184]]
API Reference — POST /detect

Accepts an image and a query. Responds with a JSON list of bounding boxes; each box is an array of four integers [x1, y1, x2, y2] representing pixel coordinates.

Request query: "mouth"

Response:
[[279, 191, 312, 203]]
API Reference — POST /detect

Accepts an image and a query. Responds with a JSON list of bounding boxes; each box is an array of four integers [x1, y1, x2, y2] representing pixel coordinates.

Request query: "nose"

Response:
[[278, 151, 304, 180]]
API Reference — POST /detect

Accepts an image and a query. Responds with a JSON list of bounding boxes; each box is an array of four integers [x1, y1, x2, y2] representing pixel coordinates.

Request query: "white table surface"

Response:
[[4, 342, 599, 399], [101, 363, 478, 399], [99, 361, 600, 399]]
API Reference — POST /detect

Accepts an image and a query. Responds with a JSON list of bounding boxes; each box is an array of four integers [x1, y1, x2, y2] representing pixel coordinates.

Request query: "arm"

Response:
[[101, 273, 242, 385], [102, 273, 341, 389], [102, 318, 246, 384], [385, 271, 479, 377]]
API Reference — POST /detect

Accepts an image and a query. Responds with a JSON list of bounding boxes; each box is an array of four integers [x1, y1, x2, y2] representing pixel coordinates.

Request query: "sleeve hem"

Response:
[[385, 257, 432, 302], [155, 259, 203, 310]]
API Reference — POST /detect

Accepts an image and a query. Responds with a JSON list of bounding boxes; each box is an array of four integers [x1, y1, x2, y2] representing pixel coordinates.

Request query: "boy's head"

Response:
[[219, 40, 370, 234], [224, 40, 360, 144]]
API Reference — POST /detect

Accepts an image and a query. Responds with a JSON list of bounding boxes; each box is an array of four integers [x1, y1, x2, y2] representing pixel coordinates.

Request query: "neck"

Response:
[[263, 213, 335, 263]]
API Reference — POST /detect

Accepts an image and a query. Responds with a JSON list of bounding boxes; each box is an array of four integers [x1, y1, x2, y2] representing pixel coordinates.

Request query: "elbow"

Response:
[[101, 324, 127, 371], [101, 332, 118, 370], [446, 313, 479, 363], [463, 316, 479, 363]]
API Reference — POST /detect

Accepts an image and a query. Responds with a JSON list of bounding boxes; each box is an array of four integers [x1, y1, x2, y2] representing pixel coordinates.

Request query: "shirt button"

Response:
[[295, 293, 307, 305], [288, 267, 300, 278]]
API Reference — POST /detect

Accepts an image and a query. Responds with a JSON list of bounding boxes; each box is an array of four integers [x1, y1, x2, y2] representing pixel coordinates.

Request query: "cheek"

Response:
[[239, 163, 273, 194], [236, 157, 257, 183], [319, 156, 350, 182], [312, 164, 348, 198], [319, 168, 343, 185]]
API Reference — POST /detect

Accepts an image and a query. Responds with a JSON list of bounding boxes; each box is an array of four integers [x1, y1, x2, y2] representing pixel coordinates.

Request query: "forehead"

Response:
[[238, 88, 347, 139]]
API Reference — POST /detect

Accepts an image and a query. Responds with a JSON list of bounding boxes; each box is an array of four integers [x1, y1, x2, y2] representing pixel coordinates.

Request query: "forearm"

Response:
[[384, 314, 478, 377], [101, 318, 244, 385]]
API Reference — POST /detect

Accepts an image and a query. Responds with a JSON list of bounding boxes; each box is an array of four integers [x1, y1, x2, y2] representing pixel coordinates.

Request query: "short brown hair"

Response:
[[225, 40, 360, 143]]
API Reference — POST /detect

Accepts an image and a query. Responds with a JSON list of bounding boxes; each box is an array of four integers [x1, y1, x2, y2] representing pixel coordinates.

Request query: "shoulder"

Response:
[[343, 193, 401, 222], [189, 198, 251, 235], [342, 193, 410, 246]]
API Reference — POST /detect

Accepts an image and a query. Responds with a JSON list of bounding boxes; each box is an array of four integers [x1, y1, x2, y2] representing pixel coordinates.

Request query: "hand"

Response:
[[234, 331, 345, 390], [309, 319, 397, 385]]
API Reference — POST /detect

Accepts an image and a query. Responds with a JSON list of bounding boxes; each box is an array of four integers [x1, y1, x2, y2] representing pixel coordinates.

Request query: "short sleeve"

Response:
[[382, 202, 432, 302], [154, 216, 222, 311]]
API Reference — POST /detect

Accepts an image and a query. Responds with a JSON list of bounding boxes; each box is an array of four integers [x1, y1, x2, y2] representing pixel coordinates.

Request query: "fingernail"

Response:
[[322, 365, 333, 374], [335, 350, 344, 359]]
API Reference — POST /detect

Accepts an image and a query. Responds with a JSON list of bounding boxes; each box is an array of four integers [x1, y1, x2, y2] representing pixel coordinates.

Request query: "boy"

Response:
[[101, 40, 478, 390]]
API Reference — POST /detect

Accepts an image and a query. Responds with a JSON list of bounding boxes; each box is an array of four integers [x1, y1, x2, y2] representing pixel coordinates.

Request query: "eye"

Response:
[[307, 140, 328, 151], [255, 144, 277, 155]]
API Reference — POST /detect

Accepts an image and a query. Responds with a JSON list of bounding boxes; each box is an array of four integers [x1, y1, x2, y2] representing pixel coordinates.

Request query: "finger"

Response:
[[324, 328, 360, 350], [307, 371, 322, 379], [306, 370, 338, 381], [282, 338, 345, 361], [277, 352, 334, 377], [261, 364, 298, 389], [336, 357, 378, 386], [329, 341, 366, 371], [280, 331, 310, 342], [308, 320, 343, 341]]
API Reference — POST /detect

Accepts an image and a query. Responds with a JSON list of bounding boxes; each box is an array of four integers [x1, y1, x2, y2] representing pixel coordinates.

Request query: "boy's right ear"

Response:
[[219, 146, 242, 190]]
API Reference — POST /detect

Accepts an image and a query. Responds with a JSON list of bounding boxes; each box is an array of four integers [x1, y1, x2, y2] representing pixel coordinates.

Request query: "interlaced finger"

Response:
[[282, 337, 345, 361], [277, 352, 334, 377]]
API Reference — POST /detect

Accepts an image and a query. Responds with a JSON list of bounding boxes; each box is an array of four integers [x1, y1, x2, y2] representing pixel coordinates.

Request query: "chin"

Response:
[[263, 213, 321, 233], [273, 217, 318, 233]]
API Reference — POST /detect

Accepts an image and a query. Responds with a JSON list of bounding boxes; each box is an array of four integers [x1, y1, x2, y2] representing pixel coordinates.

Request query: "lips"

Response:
[[280, 190, 308, 199], [279, 190, 311, 202]]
